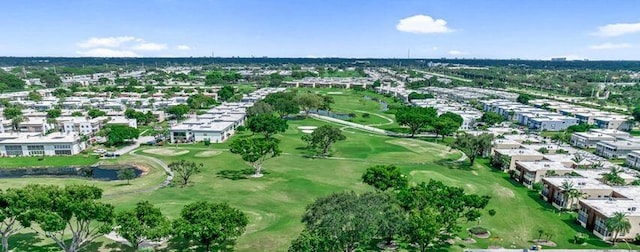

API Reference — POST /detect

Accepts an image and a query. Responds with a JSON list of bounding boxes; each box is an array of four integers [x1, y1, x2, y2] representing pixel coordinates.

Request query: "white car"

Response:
[[93, 149, 107, 154]]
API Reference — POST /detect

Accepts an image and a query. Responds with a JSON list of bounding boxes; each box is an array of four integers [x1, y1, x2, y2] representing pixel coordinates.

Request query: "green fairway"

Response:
[[0, 103, 636, 251]]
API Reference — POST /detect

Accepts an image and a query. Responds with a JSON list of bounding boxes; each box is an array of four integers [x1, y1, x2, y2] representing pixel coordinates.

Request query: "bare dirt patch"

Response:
[[142, 148, 189, 156], [194, 150, 222, 157], [494, 184, 515, 198]]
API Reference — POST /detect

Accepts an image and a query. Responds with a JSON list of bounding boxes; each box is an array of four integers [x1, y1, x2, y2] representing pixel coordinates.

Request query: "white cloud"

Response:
[[176, 45, 191, 50], [396, 14, 453, 34], [75, 48, 139, 57], [448, 50, 467, 56], [589, 42, 632, 50], [593, 22, 640, 37], [131, 42, 168, 51], [77, 36, 142, 48]]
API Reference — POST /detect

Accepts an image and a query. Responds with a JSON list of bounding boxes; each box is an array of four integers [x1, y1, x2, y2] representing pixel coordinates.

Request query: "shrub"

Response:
[[469, 227, 488, 235], [532, 182, 543, 192], [574, 232, 588, 244], [203, 139, 211, 146], [488, 209, 496, 216], [556, 149, 568, 154], [236, 125, 246, 132], [537, 147, 549, 154], [362, 113, 370, 118]]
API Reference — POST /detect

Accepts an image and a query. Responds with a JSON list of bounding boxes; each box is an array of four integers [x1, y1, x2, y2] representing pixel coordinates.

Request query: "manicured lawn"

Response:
[[0, 154, 100, 168], [1, 117, 637, 250]]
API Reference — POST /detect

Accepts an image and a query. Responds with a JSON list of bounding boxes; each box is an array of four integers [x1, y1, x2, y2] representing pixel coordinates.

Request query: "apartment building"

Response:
[[0, 132, 86, 156]]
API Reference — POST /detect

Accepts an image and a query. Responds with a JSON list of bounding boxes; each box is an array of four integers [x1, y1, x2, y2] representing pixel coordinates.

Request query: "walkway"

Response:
[[103, 150, 174, 198], [309, 113, 436, 138]]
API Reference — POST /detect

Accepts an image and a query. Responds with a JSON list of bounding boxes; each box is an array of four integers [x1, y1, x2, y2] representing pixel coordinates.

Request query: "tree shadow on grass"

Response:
[[435, 159, 473, 171], [216, 168, 270, 180], [101, 241, 135, 252]]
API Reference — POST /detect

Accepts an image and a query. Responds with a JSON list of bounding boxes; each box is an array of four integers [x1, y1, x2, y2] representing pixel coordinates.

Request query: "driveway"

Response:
[[114, 136, 156, 155]]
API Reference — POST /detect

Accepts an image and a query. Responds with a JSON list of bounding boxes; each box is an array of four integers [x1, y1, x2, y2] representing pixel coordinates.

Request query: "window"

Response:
[[5, 145, 23, 156], [54, 145, 71, 149], [27, 145, 45, 156], [54, 150, 72, 155], [594, 216, 610, 237]]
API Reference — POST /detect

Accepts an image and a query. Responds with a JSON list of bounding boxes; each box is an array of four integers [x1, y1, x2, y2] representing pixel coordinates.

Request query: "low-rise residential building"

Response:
[[578, 197, 640, 240], [493, 148, 545, 170], [595, 140, 640, 159], [541, 177, 613, 210], [513, 161, 573, 186], [0, 132, 86, 156], [625, 150, 640, 170], [571, 132, 615, 149]]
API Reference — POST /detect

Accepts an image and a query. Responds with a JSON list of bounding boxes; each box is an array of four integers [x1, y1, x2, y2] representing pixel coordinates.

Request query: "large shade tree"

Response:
[[453, 132, 495, 165], [361, 165, 408, 191], [291, 191, 403, 252], [229, 137, 281, 177], [395, 106, 437, 137], [115, 201, 170, 250], [173, 201, 248, 252], [246, 113, 288, 140], [308, 125, 346, 155], [22, 185, 114, 252]]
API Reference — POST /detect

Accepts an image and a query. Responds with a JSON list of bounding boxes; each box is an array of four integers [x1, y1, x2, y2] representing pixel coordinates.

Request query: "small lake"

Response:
[[0, 164, 143, 181]]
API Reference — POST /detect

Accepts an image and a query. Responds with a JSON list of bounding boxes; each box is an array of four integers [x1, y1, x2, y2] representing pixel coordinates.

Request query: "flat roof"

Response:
[[517, 161, 572, 171], [597, 140, 640, 150], [581, 199, 640, 217], [543, 177, 612, 190], [0, 132, 79, 144], [494, 148, 544, 156]]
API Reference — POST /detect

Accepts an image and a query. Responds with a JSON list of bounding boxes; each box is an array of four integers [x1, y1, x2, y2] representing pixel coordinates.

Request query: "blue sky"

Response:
[[1, 0, 640, 60]]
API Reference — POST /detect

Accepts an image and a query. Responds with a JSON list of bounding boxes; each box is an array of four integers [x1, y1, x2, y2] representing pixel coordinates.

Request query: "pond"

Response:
[[309, 109, 352, 120], [0, 164, 144, 181]]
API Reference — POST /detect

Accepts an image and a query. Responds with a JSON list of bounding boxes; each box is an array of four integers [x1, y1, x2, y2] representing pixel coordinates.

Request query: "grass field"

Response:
[[0, 89, 637, 251], [0, 154, 100, 168]]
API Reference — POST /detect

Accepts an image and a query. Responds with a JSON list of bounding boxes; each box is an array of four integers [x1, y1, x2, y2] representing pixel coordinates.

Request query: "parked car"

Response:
[[93, 149, 107, 154]]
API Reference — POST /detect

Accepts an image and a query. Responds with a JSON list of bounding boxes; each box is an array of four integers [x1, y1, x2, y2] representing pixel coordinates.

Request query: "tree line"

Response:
[[0, 184, 248, 252], [289, 165, 491, 252]]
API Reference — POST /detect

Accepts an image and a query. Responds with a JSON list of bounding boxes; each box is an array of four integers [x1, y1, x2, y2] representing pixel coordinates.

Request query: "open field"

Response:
[[0, 89, 637, 251]]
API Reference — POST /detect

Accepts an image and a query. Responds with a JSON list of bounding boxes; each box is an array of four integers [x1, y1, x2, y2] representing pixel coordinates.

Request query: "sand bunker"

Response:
[[327, 92, 343, 95], [194, 150, 222, 157], [297, 126, 318, 130], [142, 148, 189, 156], [301, 130, 314, 134]]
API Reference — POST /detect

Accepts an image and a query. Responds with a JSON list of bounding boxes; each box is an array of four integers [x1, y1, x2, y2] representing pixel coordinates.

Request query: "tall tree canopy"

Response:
[[453, 132, 494, 165], [308, 125, 346, 155], [395, 106, 437, 137], [361, 165, 408, 191], [246, 113, 288, 140], [22, 185, 114, 252], [166, 104, 190, 120], [229, 137, 281, 177], [115, 201, 170, 249], [216, 85, 235, 102], [432, 112, 463, 139], [291, 191, 403, 252], [173, 201, 248, 252]]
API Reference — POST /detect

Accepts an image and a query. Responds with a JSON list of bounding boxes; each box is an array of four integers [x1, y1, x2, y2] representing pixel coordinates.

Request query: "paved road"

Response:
[[114, 136, 155, 155], [130, 149, 174, 188]]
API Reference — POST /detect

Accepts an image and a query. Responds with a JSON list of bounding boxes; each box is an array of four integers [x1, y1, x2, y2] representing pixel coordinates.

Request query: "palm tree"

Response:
[[545, 170, 558, 177], [572, 153, 585, 167], [560, 180, 577, 209], [602, 168, 625, 186], [605, 212, 631, 245]]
